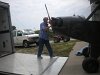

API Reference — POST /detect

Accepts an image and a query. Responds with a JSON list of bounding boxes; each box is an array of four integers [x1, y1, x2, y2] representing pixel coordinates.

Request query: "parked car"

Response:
[[13, 29, 39, 47], [53, 35, 70, 43]]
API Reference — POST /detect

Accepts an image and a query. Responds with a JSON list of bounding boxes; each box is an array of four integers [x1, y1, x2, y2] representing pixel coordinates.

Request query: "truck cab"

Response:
[[13, 29, 39, 47]]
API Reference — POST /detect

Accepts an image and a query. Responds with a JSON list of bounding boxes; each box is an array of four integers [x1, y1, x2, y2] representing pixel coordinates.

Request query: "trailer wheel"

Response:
[[82, 47, 89, 57], [82, 57, 99, 73], [23, 41, 29, 48]]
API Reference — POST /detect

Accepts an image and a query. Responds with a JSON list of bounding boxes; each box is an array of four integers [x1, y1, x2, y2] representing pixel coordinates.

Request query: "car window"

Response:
[[17, 31, 23, 36], [23, 30, 34, 35]]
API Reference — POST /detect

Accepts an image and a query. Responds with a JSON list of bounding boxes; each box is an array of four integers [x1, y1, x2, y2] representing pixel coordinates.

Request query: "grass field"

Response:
[[15, 40, 78, 57]]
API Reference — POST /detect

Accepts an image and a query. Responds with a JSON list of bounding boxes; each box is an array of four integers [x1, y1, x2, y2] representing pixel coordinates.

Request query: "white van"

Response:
[[13, 29, 39, 47]]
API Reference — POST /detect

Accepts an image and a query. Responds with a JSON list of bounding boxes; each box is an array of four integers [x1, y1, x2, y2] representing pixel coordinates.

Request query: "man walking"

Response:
[[37, 17, 53, 59]]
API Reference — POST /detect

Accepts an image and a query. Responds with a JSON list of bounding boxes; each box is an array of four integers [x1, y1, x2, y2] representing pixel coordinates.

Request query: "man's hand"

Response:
[[44, 25, 51, 32]]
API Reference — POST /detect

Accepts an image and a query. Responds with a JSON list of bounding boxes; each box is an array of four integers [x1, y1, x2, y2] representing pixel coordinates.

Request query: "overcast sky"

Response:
[[0, 0, 91, 30]]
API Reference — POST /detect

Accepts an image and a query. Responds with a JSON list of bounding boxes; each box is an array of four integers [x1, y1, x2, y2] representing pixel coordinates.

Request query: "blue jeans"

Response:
[[37, 38, 53, 57]]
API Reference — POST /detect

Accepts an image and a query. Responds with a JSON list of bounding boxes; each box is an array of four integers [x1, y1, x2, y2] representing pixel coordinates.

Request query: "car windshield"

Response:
[[23, 29, 34, 35]]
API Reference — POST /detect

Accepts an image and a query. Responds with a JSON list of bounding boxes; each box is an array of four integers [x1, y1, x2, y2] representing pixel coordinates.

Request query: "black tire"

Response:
[[35, 42, 39, 46], [82, 47, 89, 57], [23, 41, 29, 48], [63, 38, 70, 42], [54, 38, 60, 43], [82, 57, 99, 73], [63, 38, 67, 42]]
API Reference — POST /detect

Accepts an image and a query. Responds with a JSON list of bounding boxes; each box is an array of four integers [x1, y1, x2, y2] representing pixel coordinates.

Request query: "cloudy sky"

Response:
[[0, 0, 91, 30]]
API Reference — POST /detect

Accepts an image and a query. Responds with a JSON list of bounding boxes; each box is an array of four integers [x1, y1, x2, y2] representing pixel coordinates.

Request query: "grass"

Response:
[[15, 40, 78, 57], [43, 40, 77, 57]]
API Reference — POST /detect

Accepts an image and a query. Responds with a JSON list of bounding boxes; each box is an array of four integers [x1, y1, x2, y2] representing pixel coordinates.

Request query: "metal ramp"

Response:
[[0, 53, 68, 75]]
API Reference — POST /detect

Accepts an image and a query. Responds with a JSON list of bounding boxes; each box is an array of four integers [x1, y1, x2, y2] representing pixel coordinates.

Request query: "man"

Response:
[[37, 17, 53, 59]]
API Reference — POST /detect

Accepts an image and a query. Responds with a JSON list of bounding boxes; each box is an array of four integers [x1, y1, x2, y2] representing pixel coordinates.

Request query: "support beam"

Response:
[[86, 4, 100, 21]]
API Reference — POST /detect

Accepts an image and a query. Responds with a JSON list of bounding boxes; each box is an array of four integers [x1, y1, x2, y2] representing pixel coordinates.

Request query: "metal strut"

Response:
[[86, 4, 100, 21]]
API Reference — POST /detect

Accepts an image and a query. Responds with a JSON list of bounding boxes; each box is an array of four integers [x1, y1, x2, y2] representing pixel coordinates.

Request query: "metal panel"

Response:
[[0, 7, 10, 31], [0, 33, 12, 53], [0, 1, 14, 56], [0, 53, 68, 75], [43, 57, 67, 75]]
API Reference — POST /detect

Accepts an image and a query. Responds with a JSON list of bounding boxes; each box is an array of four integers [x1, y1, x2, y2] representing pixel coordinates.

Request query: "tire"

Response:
[[63, 37, 70, 42], [63, 38, 67, 42], [54, 38, 60, 43], [23, 41, 29, 48], [82, 57, 99, 73], [63, 38, 70, 42], [35, 42, 39, 46], [82, 47, 89, 57]]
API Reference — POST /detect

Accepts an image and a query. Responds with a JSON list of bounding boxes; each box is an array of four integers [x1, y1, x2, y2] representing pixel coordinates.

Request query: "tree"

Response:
[[34, 29, 54, 40], [34, 30, 40, 34]]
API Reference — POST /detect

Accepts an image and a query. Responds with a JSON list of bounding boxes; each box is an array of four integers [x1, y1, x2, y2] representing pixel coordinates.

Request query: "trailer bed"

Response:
[[0, 53, 68, 75]]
